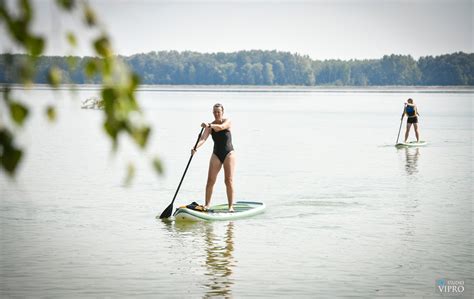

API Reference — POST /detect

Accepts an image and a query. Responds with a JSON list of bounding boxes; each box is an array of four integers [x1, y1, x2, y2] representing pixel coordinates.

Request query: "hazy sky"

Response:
[[1, 0, 472, 60]]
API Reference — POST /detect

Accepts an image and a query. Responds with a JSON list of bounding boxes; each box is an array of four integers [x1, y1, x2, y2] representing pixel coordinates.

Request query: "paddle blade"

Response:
[[159, 203, 174, 219]]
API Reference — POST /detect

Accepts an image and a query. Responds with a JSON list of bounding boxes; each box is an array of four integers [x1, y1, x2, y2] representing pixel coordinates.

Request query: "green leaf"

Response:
[[102, 57, 112, 76], [0, 129, 13, 146], [0, 4, 8, 20], [85, 60, 99, 77], [56, 0, 75, 10], [0, 129, 23, 176], [46, 106, 56, 122], [129, 73, 140, 91], [20, 0, 32, 22], [103, 118, 119, 142], [9, 20, 22, 42], [132, 127, 150, 148], [101, 87, 117, 112], [9, 102, 29, 126], [94, 36, 112, 58], [1, 147, 23, 176], [152, 157, 164, 175], [66, 32, 77, 47], [123, 163, 135, 187], [47, 67, 62, 87], [84, 4, 97, 26], [27, 36, 44, 56]]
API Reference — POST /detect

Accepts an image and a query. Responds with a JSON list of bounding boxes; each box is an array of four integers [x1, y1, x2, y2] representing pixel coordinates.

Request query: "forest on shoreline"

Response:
[[1, 51, 472, 86]]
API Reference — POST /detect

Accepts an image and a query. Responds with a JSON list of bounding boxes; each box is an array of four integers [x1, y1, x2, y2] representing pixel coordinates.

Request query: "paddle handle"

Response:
[[169, 127, 205, 206], [396, 104, 406, 144], [396, 118, 403, 144]]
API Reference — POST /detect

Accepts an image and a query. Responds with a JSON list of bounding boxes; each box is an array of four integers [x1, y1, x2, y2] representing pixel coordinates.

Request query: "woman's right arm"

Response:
[[192, 127, 211, 154]]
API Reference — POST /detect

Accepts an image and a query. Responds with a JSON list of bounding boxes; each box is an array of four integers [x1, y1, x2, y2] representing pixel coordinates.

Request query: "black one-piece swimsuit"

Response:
[[406, 106, 418, 124], [211, 129, 234, 163]]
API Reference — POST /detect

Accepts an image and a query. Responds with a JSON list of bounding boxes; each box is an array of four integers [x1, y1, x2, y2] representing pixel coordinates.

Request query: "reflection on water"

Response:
[[162, 221, 235, 298], [404, 147, 420, 175], [203, 222, 234, 298]]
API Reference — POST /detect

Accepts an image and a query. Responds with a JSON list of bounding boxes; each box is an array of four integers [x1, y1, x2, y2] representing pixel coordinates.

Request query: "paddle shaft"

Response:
[[160, 127, 204, 218], [396, 105, 406, 144]]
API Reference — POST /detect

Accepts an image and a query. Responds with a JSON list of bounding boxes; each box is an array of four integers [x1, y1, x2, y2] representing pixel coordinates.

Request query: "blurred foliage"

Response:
[[123, 162, 135, 187], [152, 157, 164, 175], [0, 0, 161, 179], [46, 105, 56, 122]]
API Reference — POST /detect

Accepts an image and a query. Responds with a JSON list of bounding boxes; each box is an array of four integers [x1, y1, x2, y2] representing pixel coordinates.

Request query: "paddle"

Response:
[[159, 127, 205, 219], [396, 104, 406, 144]]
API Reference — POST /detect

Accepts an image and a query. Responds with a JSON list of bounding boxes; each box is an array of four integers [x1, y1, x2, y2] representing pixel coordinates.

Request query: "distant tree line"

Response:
[[1, 50, 473, 86]]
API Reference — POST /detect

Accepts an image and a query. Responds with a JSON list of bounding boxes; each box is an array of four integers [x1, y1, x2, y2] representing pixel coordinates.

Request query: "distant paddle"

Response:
[[159, 127, 205, 219], [396, 104, 406, 144]]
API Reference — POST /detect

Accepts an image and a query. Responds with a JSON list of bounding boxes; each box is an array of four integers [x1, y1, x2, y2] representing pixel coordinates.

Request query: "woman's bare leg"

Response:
[[413, 123, 420, 142], [223, 151, 235, 211], [205, 154, 222, 208], [404, 123, 412, 142]]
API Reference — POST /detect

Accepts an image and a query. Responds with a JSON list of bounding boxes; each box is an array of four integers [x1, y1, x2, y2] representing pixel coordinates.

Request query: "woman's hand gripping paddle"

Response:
[[159, 127, 205, 219]]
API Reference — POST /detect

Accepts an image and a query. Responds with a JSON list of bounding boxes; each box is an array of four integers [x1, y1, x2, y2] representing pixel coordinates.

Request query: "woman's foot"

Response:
[[228, 205, 234, 213]]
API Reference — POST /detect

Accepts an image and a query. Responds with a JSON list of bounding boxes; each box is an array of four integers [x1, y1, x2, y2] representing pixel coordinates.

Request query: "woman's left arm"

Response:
[[210, 119, 231, 132]]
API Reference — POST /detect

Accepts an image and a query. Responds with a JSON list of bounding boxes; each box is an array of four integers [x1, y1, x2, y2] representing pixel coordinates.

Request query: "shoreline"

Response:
[[2, 84, 473, 93]]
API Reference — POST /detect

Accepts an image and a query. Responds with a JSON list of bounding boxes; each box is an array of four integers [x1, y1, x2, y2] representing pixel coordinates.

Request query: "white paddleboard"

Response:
[[395, 141, 428, 147], [173, 201, 265, 222]]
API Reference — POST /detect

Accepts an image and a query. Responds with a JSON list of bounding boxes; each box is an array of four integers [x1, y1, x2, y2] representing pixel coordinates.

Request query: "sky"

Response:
[[1, 0, 473, 60]]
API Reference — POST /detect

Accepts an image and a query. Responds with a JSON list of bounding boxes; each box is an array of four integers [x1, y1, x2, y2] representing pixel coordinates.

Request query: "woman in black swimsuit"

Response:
[[192, 103, 235, 212], [402, 98, 420, 143]]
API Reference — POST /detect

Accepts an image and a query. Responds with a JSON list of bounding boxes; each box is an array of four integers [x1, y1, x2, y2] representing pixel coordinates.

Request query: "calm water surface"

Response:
[[1, 87, 472, 297]]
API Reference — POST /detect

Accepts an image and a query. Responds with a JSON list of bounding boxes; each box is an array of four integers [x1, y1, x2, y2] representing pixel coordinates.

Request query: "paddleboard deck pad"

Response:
[[395, 141, 428, 147], [173, 201, 265, 222]]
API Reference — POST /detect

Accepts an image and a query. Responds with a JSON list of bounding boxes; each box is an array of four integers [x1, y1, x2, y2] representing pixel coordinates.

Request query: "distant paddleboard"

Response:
[[395, 141, 428, 148], [173, 201, 265, 222]]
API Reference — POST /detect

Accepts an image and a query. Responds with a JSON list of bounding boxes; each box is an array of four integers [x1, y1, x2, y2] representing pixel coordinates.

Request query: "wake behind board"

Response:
[[173, 201, 265, 222], [395, 141, 428, 148]]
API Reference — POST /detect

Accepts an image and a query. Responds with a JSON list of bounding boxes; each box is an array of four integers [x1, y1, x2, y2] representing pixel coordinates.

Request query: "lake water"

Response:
[[1, 87, 472, 297]]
